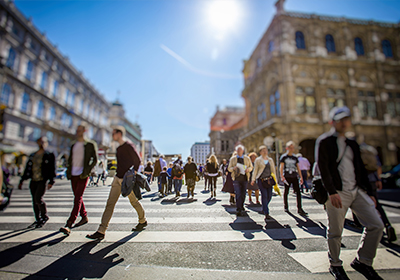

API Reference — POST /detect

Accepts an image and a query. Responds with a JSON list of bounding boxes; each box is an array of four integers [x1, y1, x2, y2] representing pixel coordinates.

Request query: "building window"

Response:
[[37, 100, 44, 119], [270, 95, 275, 116], [26, 61, 34, 80], [21, 92, 30, 114], [80, 99, 84, 113], [222, 118, 227, 126], [270, 90, 281, 116], [33, 127, 41, 140], [275, 90, 281, 116], [46, 131, 53, 142], [49, 107, 56, 121], [325, 34, 336, 53], [65, 89, 70, 104], [69, 92, 75, 107], [52, 81, 58, 97], [386, 92, 400, 118], [295, 31, 306, 49], [41, 71, 48, 89], [296, 87, 316, 114], [257, 58, 262, 68], [6, 48, 16, 69], [18, 124, 25, 138], [354, 37, 364, 56], [268, 41, 274, 52], [357, 91, 376, 118], [326, 88, 345, 109], [257, 103, 267, 122], [382, 40, 393, 58], [1, 83, 11, 106]]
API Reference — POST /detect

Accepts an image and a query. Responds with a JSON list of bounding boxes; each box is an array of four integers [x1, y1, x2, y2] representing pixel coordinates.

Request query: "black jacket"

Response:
[[20, 151, 56, 185], [317, 131, 372, 196]]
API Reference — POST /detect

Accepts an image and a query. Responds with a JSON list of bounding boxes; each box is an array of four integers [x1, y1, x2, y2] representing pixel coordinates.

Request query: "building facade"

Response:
[[209, 106, 246, 163], [0, 0, 113, 166], [240, 0, 400, 166], [141, 139, 159, 163], [190, 141, 210, 165]]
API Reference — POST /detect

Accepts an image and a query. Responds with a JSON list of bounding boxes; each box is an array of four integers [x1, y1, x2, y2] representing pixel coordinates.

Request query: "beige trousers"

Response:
[[326, 187, 384, 267], [98, 177, 146, 234]]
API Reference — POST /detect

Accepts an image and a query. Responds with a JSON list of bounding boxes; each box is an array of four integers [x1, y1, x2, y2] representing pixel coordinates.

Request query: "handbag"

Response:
[[260, 175, 276, 188]]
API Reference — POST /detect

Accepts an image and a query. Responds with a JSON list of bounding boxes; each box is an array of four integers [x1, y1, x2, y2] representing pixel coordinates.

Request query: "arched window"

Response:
[[325, 34, 336, 52], [270, 95, 276, 116], [382, 40, 393, 58], [354, 37, 364, 56], [1, 83, 11, 105], [37, 100, 44, 119], [21, 92, 30, 114], [6, 48, 16, 69], [26, 61, 34, 80], [53, 80, 58, 97], [49, 107, 56, 120], [41, 71, 48, 89], [295, 31, 306, 49]]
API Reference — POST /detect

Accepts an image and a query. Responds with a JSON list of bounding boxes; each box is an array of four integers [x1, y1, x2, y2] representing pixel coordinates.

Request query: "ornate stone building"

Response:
[[240, 0, 400, 166], [0, 0, 112, 163]]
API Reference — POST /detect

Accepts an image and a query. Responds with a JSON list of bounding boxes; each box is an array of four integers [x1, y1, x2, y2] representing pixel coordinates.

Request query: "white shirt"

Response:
[[337, 136, 356, 191], [138, 164, 144, 173], [71, 141, 85, 176]]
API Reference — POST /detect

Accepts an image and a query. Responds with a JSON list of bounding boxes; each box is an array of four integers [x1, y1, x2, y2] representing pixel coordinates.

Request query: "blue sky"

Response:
[[14, 0, 400, 159]]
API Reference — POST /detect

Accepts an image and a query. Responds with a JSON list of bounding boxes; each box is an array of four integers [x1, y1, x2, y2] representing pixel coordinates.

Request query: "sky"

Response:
[[13, 0, 400, 159]]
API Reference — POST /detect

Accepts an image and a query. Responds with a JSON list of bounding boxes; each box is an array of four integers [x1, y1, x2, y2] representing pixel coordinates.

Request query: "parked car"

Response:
[[56, 168, 67, 179]]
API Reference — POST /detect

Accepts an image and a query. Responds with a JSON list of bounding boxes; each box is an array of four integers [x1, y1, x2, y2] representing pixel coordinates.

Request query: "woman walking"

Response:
[[206, 155, 219, 198], [251, 145, 278, 220], [184, 156, 197, 199], [247, 152, 260, 204], [144, 161, 153, 184], [222, 152, 237, 205]]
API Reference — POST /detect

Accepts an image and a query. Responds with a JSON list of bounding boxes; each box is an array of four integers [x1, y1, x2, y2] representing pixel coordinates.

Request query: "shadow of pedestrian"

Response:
[[264, 217, 296, 250], [245, 203, 262, 213], [160, 197, 179, 204], [176, 198, 197, 205], [23, 232, 139, 279], [287, 212, 327, 238], [203, 197, 221, 206], [229, 213, 262, 240], [0, 232, 66, 270], [142, 192, 159, 199], [0, 228, 35, 242]]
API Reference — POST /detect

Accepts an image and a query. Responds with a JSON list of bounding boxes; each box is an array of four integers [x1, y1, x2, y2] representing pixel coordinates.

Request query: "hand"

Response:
[[281, 176, 285, 182], [18, 183, 23, 190], [245, 168, 250, 173], [299, 178, 304, 185], [369, 195, 377, 207], [375, 181, 382, 191], [251, 180, 255, 186], [47, 184, 53, 190], [329, 194, 342, 208]]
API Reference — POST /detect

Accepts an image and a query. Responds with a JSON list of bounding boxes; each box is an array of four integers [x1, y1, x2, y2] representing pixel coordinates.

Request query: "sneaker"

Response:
[[36, 216, 49, 228], [298, 209, 308, 216], [329, 266, 350, 280], [132, 221, 147, 231], [265, 214, 272, 220], [86, 231, 105, 240], [27, 221, 40, 229], [350, 258, 383, 280], [74, 216, 88, 228], [386, 225, 397, 242]]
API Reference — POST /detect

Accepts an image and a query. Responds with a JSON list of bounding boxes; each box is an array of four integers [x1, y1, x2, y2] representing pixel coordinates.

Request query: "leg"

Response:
[[233, 181, 243, 212], [255, 189, 260, 203], [29, 181, 40, 221], [34, 181, 47, 220], [283, 180, 290, 210], [288, 177, 303, 211], [239, 181, 247, 210], [157, 176, 161, 192], [97, 177, 122, 234], [247, 189, 252, 203], [67, 176, 88, 225], [258, 181, 268, 214], [127, 186, 146, 224]]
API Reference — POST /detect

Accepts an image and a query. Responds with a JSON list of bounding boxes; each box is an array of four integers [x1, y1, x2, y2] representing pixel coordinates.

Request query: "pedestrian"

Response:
[[317, 106, 384, 280], [153, 155, 167, 195], [171, 160, 183, 197], [59, 124, 98, 236], [159, 166, 169, 197], [199, 164, 204, 179], [206, 155, 219, 198], [227, 145, 253, 216], [219, 159, 228, 186], [138, 161, 145, 174], [95, 161, 106, 186], [184, 156, 197, 199], [18, 137, 56, 228], [222, 153, 236, 205], [204, 160, 211, 191], [297, 153, 311, 193], [279, 141, 307, 216], [174, 155, 183, 166], [144, 161, 153, 184], [86, 126, 147, 240], [247, 152, 260, 204], [251, 146, 277, 220], [167, 162, 173, 194]]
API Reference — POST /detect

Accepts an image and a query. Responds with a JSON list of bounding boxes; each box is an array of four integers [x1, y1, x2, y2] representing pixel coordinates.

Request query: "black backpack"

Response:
[[173, 164, 182, 177]]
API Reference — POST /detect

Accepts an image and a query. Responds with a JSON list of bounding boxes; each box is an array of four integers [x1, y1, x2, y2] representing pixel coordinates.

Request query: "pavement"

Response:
[[0, 177, 399, 279]]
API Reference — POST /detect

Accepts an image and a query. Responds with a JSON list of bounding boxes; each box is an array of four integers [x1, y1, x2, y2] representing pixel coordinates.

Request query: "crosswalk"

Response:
[[0, 180, 399, 273]]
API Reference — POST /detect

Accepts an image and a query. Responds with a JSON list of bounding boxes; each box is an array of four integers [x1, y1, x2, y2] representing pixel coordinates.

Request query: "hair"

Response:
[[36, 136, 48, 143], [209, 154, 218, 168], [163, 166, 167, 171], [160, 154, 164, 158], [235, 144, 245, 151], [169, 162, 173, 166], [146, 161, 152, 167], [112, 125, 125, 136], [187, 156, 193, 163], [248, 152, 257, 158], [78, 122, 88, 130], [258, 145, 267, 154], [286, 141, 295, 148]]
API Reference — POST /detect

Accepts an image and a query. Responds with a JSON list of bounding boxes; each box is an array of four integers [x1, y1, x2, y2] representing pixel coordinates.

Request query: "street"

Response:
[[0, 177, 399, 279]]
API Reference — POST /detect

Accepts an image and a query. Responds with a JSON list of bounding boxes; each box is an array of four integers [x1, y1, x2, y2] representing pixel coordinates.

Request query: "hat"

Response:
[[329, 106, 351, 121]]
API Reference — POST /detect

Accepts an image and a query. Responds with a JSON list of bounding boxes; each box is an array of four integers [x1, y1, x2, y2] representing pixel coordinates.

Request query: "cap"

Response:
[[329, 106, 351, 121]]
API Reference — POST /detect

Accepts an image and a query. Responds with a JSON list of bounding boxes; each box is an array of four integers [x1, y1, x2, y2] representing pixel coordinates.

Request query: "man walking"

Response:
[[227, 145, 253, 216], [297, 154, 311, 193], [18, 137, 56, 228], [153, 155, 167, 194], [220, 159, 228, 186], [317, 106, 384, 280], [280, 141, 307, 216], [60, 123, 98, 235], [86, 126, 147, 240]]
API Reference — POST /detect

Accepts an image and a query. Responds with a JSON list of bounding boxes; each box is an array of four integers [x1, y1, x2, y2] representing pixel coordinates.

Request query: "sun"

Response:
[[206, 0, 241, 32]]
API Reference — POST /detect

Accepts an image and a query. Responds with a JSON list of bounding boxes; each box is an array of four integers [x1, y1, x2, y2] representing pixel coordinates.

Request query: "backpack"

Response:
[[360, 144, 378, 172], [173, 164, 182, 177]]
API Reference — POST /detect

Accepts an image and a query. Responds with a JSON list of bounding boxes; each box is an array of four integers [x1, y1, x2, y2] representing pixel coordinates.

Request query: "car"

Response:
[[56, 168, 67, 179]]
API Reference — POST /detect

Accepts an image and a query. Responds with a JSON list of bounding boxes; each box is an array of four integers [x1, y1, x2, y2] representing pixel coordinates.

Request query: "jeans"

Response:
[[173, 179, 182, 193], [233, 180, 247, 212], [283, 176, 302, 211], [167, 178, 173, 192], [29, 180, 47, 221], [209, 176, 217, 192], [258, 180, 273, 214], [146, 174, 151, 184], [157, 176, 161, 192], [67, 176, 89, 224], [300, 170, 309, 192]]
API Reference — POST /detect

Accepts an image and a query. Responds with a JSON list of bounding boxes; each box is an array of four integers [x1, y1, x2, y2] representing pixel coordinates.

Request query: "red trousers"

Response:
[[67, 176, 89, 224]]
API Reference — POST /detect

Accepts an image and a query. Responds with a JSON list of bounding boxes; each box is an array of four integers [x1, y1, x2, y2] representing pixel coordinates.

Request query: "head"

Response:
[[235, 145, 245, 156], [329, 106, 352, 135], [147, 161, 152, 167], [248, 152, 257, 163], [159, 155, 164, 159], [112, 125, 125, 141], [163, 166, 167, 171], [222, 159, 227, 164], [36, 136, 48, 150], [209, 154, 218, 166], [169, 162, 173, 168], [187, 156, 193, 163], [259, 145, 268, 157], [286, 141, 295, 154], [76, 123, 87, 139]]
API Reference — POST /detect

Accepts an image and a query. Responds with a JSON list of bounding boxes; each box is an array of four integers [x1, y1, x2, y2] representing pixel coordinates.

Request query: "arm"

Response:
[[280, 162, 284, 181], [251, 159, 259, 183], [47, 153, 56, 188], [246, 157, 253, 173], [88, 142, 98, 173], [227, 157, 235, 173]]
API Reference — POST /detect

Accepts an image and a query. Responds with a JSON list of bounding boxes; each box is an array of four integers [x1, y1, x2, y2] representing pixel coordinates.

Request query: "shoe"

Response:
[[386, 225, 397, 242], [256, 201, 261, 205], [59, 226, 71, 236], [28, 221, 40, 228], [36, 216, 49, 228], [265, 214, 272, 220], [132, 221, 147, 231], [213, 191, 216, 197], [86, 231, 105, 240], [329, 266, 350, 280], [229, 196, 235, 204], [74, 216, 88, 228], [284, 208, 289, 213], [350, 258, 383, 280], [298, 209, 308, 216], [236, 211, 243, 216]]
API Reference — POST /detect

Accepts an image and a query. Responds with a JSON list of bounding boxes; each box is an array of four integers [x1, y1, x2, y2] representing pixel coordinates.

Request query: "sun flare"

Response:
[[206, 0, 241, 32]]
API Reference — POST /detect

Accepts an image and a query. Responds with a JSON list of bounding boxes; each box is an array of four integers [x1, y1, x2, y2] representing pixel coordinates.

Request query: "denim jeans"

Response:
[[173, 179, 182, 193], [258, 180, 273, 214], [233, 180, 247, 212], [301, 170, 309, 192], [157, 176, 161, 192]]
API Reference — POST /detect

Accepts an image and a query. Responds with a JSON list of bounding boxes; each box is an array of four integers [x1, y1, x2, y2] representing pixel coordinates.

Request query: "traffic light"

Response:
[[0, 104, 6, 132]]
